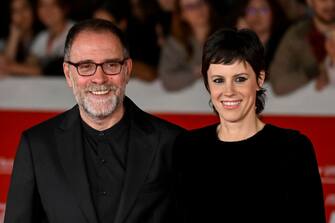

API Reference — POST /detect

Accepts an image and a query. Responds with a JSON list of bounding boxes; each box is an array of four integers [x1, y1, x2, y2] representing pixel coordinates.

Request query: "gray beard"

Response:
[[80, 94, 119, 120]]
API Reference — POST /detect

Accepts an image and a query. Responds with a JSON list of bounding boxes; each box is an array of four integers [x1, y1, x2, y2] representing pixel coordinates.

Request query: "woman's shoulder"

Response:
[[264, 124, 312, 145], [176, 123, 218, 144], [188, 123, 218, 136]]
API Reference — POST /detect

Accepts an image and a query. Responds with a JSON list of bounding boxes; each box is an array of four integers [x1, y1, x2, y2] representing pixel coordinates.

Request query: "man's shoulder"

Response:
[[24, 106, 77, 136]]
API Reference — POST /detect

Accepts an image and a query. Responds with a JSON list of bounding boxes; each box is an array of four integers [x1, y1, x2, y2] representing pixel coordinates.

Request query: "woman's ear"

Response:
[[257, 70, 266, 89]]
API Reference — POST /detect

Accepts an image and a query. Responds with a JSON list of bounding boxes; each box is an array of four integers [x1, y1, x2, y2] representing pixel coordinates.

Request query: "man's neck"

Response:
[[79, 105, 125, 131]]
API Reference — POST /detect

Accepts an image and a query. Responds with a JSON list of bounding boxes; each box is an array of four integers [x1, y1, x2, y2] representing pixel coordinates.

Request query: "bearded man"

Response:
[[4, 19, 184, 223]]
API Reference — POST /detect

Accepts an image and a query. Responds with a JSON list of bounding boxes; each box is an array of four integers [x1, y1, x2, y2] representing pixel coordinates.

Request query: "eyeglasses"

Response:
[[245, 7, 270, 16], [65, 58, 129, 76]]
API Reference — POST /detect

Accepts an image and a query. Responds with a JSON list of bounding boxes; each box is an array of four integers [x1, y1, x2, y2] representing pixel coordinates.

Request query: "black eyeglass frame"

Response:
[[64, 58, 129, 76]]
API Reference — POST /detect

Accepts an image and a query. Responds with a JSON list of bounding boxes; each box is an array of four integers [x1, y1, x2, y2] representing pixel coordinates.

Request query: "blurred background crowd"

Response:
[[0, 0, 334, 96]]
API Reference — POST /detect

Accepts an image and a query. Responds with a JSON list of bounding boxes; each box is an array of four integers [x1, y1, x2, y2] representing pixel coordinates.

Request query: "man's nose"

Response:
[[91, 65, 108, 83]]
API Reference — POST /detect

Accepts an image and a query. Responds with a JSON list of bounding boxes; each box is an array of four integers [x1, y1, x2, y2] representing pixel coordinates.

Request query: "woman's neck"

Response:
[[217, 118, 265, 142], [257, 31, 270, 45], [79, 105, 125, 131]]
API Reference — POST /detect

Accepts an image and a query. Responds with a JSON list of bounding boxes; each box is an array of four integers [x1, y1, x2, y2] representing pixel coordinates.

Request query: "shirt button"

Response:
[[99, 132, 104, 136], [101, 191, 107, 196], [101, 159, 106, 164]]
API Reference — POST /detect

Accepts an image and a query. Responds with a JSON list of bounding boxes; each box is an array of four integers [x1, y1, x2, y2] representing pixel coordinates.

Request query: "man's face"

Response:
[[63, 30, 132, 120], [309, 0, 335, 24]]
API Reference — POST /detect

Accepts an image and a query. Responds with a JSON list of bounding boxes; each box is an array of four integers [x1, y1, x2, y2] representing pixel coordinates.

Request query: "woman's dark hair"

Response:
[[202, 28, 266, 114]]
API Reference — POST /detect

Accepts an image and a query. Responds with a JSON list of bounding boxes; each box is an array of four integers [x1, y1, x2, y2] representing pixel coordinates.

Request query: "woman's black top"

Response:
[[175, 124, 325, 223]]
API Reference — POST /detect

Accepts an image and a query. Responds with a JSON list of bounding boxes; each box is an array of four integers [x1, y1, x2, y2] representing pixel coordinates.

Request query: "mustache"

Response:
[[85, 84, 118, 92]]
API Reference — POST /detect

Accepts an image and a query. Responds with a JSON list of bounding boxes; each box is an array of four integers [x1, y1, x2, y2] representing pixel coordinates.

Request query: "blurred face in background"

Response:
[[244, 0, 272, 36], [308, 0, 335, 24], [93, 9, 117, 24], [11, 0, 33, 31], [158, 0, 176, 11], [37, 0, 66, 28], [180, 0, 210, 28]]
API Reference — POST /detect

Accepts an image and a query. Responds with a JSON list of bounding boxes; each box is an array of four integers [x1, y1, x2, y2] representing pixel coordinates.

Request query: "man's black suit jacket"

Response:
[[4, 97, 184, 223]]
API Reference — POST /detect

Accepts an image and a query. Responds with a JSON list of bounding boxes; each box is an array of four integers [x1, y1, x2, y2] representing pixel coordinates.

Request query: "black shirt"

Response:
[[176, 124, 325, 223], [82, 110, 130, 223]]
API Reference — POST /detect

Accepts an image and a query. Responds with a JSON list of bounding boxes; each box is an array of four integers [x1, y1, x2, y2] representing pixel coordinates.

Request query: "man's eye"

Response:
[[79, 63, 93, 70], [105, 62, 119, 68]]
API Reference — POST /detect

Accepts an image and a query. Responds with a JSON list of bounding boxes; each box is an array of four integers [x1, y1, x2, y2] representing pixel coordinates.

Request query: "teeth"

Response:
[[222, 101, 240, 106], [91, 90, 109, 95]]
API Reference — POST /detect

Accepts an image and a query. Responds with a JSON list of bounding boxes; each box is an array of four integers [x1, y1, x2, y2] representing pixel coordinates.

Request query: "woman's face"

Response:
[[37, 0, 66, 28], [11, 0, 33, 31], [180, 0, 209, 28], [244, 0, 272, 35], [207, 61, 264, 124]]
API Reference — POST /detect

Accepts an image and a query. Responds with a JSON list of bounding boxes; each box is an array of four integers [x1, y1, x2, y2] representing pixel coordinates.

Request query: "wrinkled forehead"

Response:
[[69, 31, 124, 60]]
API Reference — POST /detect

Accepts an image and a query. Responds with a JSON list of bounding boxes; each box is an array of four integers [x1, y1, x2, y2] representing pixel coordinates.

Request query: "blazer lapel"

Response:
[[56, 106, 98, 223], [114, 99, 156, 223]]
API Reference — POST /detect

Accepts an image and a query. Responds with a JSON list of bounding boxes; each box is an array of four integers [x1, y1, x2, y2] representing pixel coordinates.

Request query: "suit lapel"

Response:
[[114, 99, 156, 223], [56, 106, 98, 223]]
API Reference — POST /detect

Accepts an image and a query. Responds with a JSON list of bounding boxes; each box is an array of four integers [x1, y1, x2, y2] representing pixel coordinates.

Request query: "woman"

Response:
[[236, 0, 289, 69], [4, 0, 41, 62], [30, 0, 74, 75], [158, 0, 218, 91], [0, 0, 73, 76], [0, 0, 41, 76], [175, 28, 325, 222]]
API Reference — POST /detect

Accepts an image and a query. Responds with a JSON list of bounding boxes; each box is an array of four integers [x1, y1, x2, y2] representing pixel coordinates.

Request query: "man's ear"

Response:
[[257, 70, 266, 89], [125, 58, 133, 83], [63, 62, 73, 88]]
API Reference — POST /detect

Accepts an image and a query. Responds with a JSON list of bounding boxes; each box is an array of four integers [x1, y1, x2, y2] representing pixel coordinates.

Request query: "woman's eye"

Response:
[[213, 78, 224, 83], [235, 76, 247, 82]]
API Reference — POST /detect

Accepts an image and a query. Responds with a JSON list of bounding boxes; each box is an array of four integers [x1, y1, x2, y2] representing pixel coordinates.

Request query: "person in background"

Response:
[[276, 0, 310, 22], [175, 28, 325, 222], [236, 0, 289, 70], [93, 0, 130, 31], [4, 19, 184, 223], [93, 0, 158, 83], [156, 0, 176, 46], [30, 0, 74, 76], [269, 0, 335, 95], [126, 0, 162, 82], [158, 0, 218, 91], [0, 0, 42, 76], [0, 0, 73, 76]]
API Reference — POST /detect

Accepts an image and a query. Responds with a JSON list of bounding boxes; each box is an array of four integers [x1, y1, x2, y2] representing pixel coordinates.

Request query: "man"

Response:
[[4, 19, 184, 223], [269, 0, 335, 95]]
